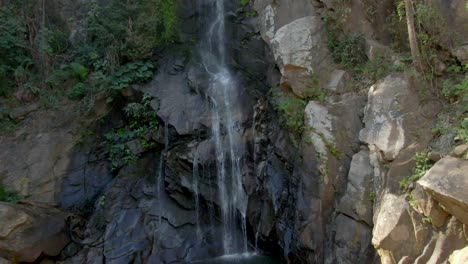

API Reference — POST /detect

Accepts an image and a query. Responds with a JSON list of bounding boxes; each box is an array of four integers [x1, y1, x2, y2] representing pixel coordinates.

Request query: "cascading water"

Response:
[[198, 0, 248, 255], [192, 148, 202, 240]]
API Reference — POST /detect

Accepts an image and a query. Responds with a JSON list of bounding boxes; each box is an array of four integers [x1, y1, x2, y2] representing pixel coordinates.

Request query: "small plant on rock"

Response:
[[399, 152, 431, 192]]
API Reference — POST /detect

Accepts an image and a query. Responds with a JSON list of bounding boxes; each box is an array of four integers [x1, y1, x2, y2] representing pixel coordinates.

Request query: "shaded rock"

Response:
[[326, 69, 350, 94], [0, 203, 70, 263], [333, 214, 373, 264], [411, 184, 449, 228], [365, 39, 392, 61], [8, 103, 39, 121], [452, 144, 468, 158], [338, 150, 374, 225], [418, 157, 468, 225], [427, 151, 443, 163], [0, 257, 10, 264], [452, 45, 468, 64]]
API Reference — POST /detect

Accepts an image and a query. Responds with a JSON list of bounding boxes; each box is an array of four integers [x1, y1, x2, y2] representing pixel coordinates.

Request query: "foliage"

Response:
[[105, 95, 158, 171], [442, 76, 468, 107], [110, 62, 155, 90], [240, 0, 250, 7], [302, 76, 327, 102], [0, 5, 32, 96], [68, 82, 89, 100], [329, 34, 368, 67], [87, 0, 179, 63], [323, 8, 367, 68], [275, 92, 307, 134], [400, 152, 431, 191], [0, 185, 22, 203], [356, 55, 401, 82], [455, 118, 468, 144]]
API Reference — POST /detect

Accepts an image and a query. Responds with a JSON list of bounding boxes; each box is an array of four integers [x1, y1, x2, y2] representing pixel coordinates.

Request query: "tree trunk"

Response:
[[404, 0, 425, 72]]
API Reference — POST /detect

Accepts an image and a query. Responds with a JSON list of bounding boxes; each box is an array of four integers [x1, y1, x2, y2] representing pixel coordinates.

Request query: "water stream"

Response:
[[199, 0, 248, 255]]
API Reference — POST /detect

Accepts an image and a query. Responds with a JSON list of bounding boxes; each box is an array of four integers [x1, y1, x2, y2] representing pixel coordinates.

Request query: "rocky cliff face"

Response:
[[0, 0, 467, 263]]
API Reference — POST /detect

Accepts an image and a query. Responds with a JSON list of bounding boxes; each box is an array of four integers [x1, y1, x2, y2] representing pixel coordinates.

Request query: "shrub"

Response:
[[105, 95, 159, 171], [68, 82, 89, 100], [400, 152, 431, 191], [276, 93, 307, 133], [330, 34, 368, 67]]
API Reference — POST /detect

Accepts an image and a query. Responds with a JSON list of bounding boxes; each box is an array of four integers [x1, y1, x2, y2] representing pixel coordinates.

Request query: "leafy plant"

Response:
[[400, 152, 431, 191], [105, 95, 159, 171], [240, 0, 250, 7], [68, 82, 89, 100], [329, 34, 368, 67], [275, 93, 307, 133], [110, 62, 154, 90], [442, 77, 468, 102]]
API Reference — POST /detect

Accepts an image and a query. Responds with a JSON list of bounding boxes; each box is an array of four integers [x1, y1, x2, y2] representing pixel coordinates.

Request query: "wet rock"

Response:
[[417, 157, 468, 225], [0, 203, 70, 263]]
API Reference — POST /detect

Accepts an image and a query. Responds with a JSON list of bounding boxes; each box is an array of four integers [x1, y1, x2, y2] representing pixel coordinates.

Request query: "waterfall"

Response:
[[192, 148, 202, 240], [157, 123, 169, 224], [199, 0, 248, 255]]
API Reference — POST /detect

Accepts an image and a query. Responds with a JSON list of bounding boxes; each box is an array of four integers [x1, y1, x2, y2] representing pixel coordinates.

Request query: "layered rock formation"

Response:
[[0, 0, 466, 263]]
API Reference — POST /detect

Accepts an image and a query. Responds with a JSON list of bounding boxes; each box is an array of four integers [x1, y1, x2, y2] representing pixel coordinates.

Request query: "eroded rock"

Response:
[[0, 203, 70, 263]]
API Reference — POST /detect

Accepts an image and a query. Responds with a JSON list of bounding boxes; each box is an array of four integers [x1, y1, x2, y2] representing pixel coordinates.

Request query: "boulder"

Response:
[[449, 246, 468, 264], [452, 144, 468, 158], [270, 16, 334, 87], [417, 157, 468, 225], [0, 203, 70, 262], [372, 193, 430, 263], [359, 74, 418, 161]]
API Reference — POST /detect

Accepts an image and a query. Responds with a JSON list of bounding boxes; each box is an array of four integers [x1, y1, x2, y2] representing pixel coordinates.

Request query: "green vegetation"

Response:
[[442, 76, 468, 110], [240, 0, 250, 8], [274, 91, 307, 134], [455, 118, 468, 144], [0, 185, 22, 203], [302, 76, 328, 102], [329, 34, 367, 67], [400, 152, 431, 191], [0, 0, 179, 111], [105, 95, 158, 171], [368, 191, 376, 203]]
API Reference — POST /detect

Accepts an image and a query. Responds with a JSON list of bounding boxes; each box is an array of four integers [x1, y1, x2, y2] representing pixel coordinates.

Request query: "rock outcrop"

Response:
[[0, 203, 70, 262]]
